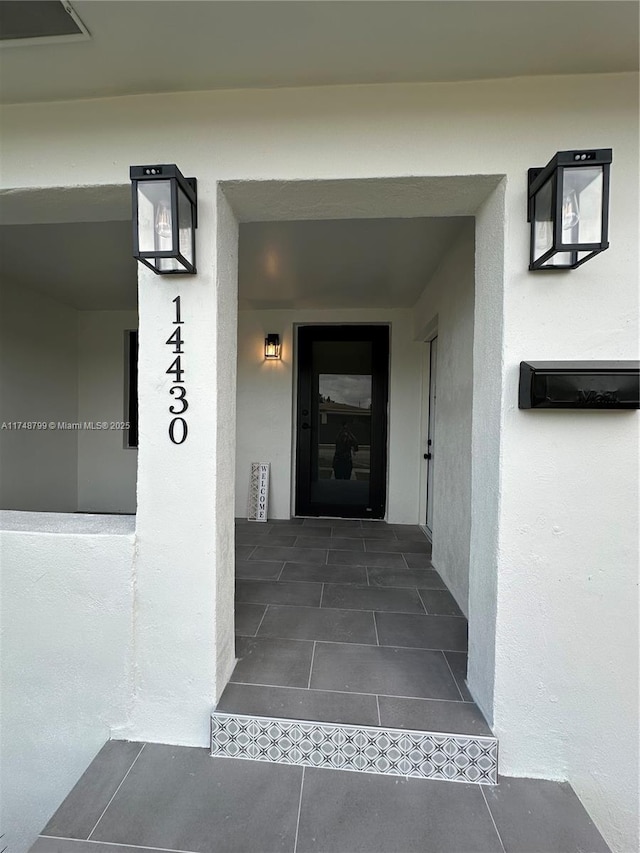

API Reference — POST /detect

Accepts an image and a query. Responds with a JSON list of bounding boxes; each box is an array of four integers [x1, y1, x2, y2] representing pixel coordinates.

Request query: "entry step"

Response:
[[211, 711, 498, 784]]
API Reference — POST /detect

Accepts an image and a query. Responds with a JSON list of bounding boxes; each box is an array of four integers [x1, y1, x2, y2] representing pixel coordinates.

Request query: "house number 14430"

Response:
[[166, 295, 188, 444]]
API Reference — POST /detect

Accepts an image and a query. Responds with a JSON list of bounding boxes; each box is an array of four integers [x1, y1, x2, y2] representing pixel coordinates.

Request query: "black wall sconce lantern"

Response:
[[130, 164, 197, 274], [264, 334, 281, 360], [528, 149, 612, 270]]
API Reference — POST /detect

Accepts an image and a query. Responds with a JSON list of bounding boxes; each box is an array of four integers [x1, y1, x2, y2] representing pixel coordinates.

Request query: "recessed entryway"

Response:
[[223, 173, 507, 738]]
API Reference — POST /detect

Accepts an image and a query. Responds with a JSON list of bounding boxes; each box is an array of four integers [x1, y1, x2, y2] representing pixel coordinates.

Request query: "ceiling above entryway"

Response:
[[0, 1, 637, 104], [239, 217, 471, 310]]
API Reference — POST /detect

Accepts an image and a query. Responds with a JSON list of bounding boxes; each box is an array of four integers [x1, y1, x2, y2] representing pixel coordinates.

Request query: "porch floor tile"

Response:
[[236, 578, 323, 607], [327, 549, 407, 568], [224, 519, 492, 733], [257, 603, 377, 644], [88, 744, 302, 852], [234, 602, 267, 636], [33, 741, 611, 853], [374, 611, 468, 652], [309, 641, 462, 700], [377, 694, 493, 736], [322, 582, 426, 613], [296, 768, 502, 853], [367, 566, 447, 588], [217, 682, 380, 726], [418, 587, 465, 616], [279, 562, 368, 585], [232, 636, 314, 688], [235, 559, 284, 580]]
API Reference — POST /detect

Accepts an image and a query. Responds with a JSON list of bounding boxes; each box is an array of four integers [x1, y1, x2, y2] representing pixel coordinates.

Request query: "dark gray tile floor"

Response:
[[223, 519, 491, 736], [32, 740, 611, 853]]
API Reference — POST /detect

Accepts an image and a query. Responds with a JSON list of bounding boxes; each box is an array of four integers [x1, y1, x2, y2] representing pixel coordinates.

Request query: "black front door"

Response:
[[295, 325, 389, 519]]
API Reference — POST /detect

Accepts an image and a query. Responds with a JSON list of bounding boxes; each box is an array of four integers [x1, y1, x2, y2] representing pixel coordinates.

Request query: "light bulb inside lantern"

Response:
[[155, 200, 172, 239], [562, 189, 580, 231]]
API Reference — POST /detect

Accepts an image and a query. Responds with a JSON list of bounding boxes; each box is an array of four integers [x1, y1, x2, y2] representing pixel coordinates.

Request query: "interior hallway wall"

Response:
[[77, 310, 138, 513], [413, 222, 475, 615], [0, 280, 78, 511], [236, 308, 423, 522]]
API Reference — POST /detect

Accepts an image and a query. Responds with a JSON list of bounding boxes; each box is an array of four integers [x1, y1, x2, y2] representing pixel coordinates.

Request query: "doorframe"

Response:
[[418, 320, 438, 539], [293, 323, 390, 519]]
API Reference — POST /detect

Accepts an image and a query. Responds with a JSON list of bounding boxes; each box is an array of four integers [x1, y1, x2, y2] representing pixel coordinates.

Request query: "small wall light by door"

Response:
[[130, 164, 197, 274], [528, 148, 612, 270], [264, 334, 281, 360]]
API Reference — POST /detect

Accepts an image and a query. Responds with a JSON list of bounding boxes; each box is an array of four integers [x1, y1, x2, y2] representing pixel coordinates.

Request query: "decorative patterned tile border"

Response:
[[211, 712, 498, 784]]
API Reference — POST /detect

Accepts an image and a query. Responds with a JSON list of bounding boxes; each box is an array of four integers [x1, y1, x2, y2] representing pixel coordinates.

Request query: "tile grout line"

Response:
[[276, 561, 287, 581], [375, 694, 381, 726], [293, 765, 306, 853], [39, 836, 201, 853], [87, 742, 146, 840], [223, 679, 483, 706], [307, 641, 317, 689], [237, 600, 441, 616], [237, 632, 467, 655], [253, 605, 269, 637], [416, 585, 429, 615], [441, 650, 466, 701], [372, 611, 380, 646], [319, 583, 325, 608], [238, 575, 447, 591], [480, 784, 508, 853]]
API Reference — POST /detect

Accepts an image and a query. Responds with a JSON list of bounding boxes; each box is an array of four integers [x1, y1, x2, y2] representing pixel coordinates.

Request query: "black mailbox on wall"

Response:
[[519, 361, 640, 409]]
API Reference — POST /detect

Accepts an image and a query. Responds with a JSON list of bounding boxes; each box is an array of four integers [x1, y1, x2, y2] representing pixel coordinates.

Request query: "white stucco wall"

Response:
[[236, 308, 424, 522], [1, 73, 637, 851], [0, 281, 78, 511], [413, 222, 475, 615], [77, 310, 138, 513], [0, 513, 135, 853]]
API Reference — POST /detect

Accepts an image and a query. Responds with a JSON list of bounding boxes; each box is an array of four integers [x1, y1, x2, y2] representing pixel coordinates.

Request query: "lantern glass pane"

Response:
[[137, 180, 174, 253], [177, 185, 194, 267], [157, 256, 186, 273], [533, 176, 554, 262], [562, 166, 603, 245]]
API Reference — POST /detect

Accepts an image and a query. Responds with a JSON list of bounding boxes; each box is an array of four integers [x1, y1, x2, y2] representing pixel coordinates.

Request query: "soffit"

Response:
[[0, 220, 138, 310], [0, 215, 469, 312], [0, 1, 637, 104], [238, 217, 471, 310]]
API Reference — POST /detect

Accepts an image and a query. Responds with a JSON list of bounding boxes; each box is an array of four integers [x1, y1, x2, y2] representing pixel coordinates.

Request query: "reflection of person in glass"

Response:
[[332, 421, 358, 480]]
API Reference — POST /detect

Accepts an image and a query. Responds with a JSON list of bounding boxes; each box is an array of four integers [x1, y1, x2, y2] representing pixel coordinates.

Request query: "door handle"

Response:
[[423, 453, 432, 460], [302, 423, 311, 430]]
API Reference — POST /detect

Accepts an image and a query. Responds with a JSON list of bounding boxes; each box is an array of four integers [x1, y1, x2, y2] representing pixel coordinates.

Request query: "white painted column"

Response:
[[213, 187, 239, 694], [127, 179, 236, 747]]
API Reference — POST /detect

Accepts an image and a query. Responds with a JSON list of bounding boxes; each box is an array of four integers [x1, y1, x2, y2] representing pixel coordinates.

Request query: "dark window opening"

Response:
[[127, 330, 138, 449]]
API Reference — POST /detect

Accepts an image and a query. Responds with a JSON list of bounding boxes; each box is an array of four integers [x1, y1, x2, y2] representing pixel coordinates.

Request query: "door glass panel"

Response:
[[310, 341, 372, 508]]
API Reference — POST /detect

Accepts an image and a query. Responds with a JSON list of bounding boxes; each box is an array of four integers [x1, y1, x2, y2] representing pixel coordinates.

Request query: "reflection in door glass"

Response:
[[312, 373, 372, 506]]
